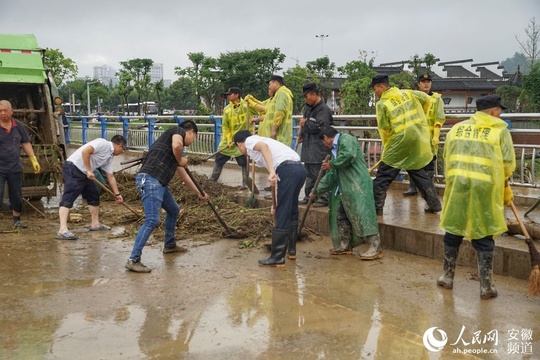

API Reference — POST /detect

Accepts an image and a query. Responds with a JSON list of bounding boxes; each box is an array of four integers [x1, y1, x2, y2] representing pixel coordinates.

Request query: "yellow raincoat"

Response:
[[218, 99, 257, 157], [440, 111, 516, 240], [376, 87, 432, 170], [259, 85, 293, 146], [423, 92, 446, 155]]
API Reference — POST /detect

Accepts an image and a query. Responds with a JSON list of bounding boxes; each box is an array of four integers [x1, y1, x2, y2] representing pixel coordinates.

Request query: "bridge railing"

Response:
[[65, 113, 540, 188]]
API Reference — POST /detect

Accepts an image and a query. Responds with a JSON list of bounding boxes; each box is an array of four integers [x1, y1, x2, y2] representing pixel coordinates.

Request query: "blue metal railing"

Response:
[[65, 113, 540, 188]]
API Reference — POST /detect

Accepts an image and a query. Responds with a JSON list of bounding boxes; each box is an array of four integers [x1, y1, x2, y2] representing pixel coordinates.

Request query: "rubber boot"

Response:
[[423, 186, 442, 213], [288, 221, 298, 260], [374, 191, 386, 216], [437, 244, 460, 289], [477, 251, 498, 300], [331, 221, 352, 255], [259, 228, 288, 266], [358, 234, 383, 260], [403, 182, 418, 196], [209, 163, 223, 181]]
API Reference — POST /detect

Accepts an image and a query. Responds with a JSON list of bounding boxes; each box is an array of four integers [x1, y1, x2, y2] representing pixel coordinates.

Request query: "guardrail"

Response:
[[66, 113, 540, 188]]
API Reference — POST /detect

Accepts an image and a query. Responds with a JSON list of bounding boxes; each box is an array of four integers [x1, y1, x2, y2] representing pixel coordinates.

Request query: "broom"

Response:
[[509, 201, 540, 296], [244, 103, 258, 208]]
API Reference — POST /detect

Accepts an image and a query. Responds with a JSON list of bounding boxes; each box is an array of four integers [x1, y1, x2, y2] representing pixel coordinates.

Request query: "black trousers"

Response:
[[373, 161, 440, 211], [0, 171, 23, 212], [303, 163, 321, 197]]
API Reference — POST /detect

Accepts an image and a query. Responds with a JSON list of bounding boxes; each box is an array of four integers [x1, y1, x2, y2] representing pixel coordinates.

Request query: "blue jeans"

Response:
[[129, 173, 179, 261]]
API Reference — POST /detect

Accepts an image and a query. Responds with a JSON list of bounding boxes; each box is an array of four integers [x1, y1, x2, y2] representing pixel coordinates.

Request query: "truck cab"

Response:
[[0, 34, 65, 200]]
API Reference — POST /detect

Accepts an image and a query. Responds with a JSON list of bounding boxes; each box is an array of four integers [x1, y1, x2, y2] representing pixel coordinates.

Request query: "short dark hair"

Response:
[[233, 130, 252, 144], [111, 135, 127, 146], [319, 126, 338, 139], [179, 119, 198, 134]]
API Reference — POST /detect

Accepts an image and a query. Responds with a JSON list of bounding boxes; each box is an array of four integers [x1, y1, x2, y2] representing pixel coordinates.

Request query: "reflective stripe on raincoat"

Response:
[[316, 133, 379, 249], [440, 111, 516, 240], [218, 99, 257, 157], [376, 87, 432, 170], [423, 92, 446, 155], [260, 85, 293, 146]]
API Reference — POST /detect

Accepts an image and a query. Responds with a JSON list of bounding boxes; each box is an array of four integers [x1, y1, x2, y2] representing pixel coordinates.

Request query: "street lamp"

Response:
[[86, 80, 99, 115], [315, 34, 329, 57]]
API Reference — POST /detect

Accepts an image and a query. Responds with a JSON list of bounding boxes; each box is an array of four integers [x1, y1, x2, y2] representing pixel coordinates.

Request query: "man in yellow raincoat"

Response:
[[370, 74, 442, 216], [246, 75, 293, 146], [313, 126, 383, 260], [438, 95, 515, 300], [403, 73, 446, 196], [209, 87, 257, 189]]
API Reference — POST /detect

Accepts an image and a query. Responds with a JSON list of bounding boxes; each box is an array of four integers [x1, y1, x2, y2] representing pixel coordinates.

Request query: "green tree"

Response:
[[306, 56, 336, 100], [496, 85, 522, 112], [175, 52, 221, 112], [390, 72, 416, 89], [107, 89, 122, 114], [119, 58, 154, 114], [44, 48, 78, 85], [516, 17, 540, 67], [283, 65, 318, 114], [409, 53, 438, 77], [337, 57, 376, 116], [116, 70, 133, 115], [520, 62, 540, 112], [164, 77, 198, 111], [217, 48, 285, 100], [153, 80, 164, 114]]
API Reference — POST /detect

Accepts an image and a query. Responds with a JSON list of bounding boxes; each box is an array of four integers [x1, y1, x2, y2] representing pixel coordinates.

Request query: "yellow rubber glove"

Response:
[[246, 97, 258, 108], [504, 185, 514, 206], [432, 126, 441, 149], [29, 155, 41, 174]]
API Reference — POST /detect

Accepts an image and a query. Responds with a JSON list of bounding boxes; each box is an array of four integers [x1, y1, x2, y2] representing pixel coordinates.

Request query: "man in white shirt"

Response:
[[56, 135, 126, 240], [234, 130, 306, 266]]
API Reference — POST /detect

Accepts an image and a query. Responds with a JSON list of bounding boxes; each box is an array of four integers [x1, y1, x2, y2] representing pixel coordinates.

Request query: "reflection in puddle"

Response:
[[51, 306, 146, 359], [362, 301, 381, 360]]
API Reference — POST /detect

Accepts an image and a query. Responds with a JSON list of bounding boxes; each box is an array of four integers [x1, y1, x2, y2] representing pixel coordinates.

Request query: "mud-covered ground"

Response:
[[1, 168, 540, 359]]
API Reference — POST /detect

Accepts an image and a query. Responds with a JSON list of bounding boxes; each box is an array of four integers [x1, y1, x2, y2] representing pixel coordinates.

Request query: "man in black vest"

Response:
[[125, 120, 209, 273]]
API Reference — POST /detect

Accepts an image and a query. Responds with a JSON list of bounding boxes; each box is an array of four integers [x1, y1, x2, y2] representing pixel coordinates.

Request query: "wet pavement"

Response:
[[1, 154, 539, 359], [1, 223, 539, 359]]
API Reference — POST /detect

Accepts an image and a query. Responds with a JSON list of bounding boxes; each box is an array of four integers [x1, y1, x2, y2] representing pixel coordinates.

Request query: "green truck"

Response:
[[0, 34, 65, 200]]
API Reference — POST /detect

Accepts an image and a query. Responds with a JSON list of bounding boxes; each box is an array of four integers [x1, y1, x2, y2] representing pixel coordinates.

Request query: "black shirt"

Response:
[[139, 126, 186, 185], [300, 100, 333, 163], [0, 119, 31, 173]]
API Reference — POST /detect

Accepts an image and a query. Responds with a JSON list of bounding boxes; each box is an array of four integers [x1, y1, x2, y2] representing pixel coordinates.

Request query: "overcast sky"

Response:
[[2, 0, 539, 80]]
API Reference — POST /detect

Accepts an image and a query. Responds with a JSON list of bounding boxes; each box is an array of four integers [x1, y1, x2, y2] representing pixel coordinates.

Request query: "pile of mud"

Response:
[[109, 171, 274, 244]]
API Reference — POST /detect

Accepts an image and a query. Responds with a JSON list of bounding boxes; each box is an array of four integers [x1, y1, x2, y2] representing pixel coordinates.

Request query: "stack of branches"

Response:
[[110, 171, 273, 242]]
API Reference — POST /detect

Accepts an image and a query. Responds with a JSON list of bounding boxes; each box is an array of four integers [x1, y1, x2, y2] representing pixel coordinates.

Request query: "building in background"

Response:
[[150, 63, 163, 83], [92, 63, 169, 87], [93, 65, 119, 87]]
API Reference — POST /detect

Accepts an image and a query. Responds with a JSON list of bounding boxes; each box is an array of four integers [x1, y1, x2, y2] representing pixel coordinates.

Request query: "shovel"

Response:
[[244, 159, 258, 208], [509, 201, 540, 296], [184, 167, 247, 239], [297, 155, 331, 240], [92, 179, 142, 219]]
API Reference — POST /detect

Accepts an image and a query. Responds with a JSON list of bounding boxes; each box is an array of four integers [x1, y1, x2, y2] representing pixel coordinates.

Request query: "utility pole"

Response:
[[315, 34, 329, 57], [86, 80, 99, 115]]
